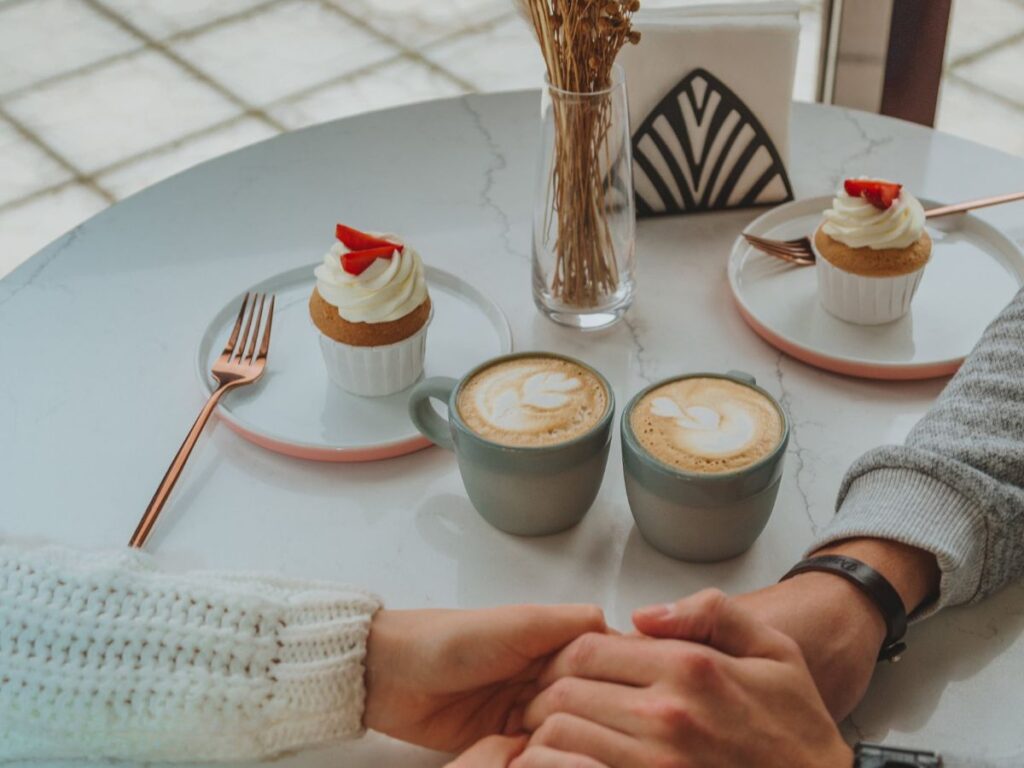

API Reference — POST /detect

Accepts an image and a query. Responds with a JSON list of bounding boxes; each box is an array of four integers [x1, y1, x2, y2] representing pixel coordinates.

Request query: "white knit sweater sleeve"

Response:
[[0, 543, 381, 763]]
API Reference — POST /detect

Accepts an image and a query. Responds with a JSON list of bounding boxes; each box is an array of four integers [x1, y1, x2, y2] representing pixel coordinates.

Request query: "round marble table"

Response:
[[3, 93, 1024, 768]]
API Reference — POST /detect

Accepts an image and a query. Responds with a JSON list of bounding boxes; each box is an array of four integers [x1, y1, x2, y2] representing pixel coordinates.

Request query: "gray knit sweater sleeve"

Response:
[[812, 286, 1024, 616]]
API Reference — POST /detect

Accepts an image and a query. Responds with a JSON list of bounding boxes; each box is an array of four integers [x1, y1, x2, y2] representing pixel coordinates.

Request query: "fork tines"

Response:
[[222, 292, 275, 365], [741, 232, 816, 266]]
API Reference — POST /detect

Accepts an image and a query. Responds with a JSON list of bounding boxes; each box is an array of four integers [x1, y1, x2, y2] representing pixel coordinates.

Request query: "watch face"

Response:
[[855, 743, 942, 767]]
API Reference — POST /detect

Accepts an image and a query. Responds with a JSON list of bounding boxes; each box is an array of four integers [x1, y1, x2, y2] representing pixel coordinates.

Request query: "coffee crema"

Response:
[[630, 377, 782, 473], [456, 357, 608, 447]]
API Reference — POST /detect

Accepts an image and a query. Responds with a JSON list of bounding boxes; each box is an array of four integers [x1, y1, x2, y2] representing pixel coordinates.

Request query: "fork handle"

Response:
[[129, 385, 230, 549], [925, 190, 1024, 218]]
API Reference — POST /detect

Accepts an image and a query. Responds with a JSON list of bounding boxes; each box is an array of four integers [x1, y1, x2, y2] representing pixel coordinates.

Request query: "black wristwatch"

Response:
[[854, 742, 942, 767]]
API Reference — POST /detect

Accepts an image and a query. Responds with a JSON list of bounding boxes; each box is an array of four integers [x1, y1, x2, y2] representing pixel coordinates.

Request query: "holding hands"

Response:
[[363, 604, 606, 753], [448, 590, 851, 768]]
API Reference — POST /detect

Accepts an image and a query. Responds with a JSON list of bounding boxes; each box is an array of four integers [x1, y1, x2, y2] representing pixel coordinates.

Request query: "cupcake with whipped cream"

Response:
[[309, 224, 431, 396], [814, 178, 931, 325]]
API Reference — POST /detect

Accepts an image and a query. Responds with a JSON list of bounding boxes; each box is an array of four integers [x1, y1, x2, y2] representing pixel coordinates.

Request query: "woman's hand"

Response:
[[363, 604, 605, 753], [512, 590, 852, 768]]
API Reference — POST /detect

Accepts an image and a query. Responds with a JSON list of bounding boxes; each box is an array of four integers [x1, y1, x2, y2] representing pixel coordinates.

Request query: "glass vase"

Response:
[[532, 65, 636, 330]]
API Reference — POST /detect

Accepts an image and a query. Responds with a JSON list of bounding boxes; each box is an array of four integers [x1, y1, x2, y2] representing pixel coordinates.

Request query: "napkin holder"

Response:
[[617, 2, 800, 217]]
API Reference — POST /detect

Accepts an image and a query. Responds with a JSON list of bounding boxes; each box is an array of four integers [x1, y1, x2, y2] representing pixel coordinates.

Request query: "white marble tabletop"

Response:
[[2, 92, 1024, 767]]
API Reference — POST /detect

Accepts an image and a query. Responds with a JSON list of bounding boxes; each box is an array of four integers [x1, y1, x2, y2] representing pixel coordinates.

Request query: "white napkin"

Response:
[[617, 2, 800, 216]]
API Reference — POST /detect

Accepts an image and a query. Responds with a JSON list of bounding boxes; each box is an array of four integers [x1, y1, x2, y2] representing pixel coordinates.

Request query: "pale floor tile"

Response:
[[0, 183, 108, 277], [0, 118, 72, 206], [171, 0, 400, 106], [96, 117, 278, 199], [99, 0, 270, 39], [268, 58, 467, 130], [333, 0, 510, 48], [946, 0, 1024, 63], [422, 15, 545, 93], [936, 77, 1024, 158], [0, 0, 139, 96], [953, 38, 1024, 107], [5, 50, 239, 174]]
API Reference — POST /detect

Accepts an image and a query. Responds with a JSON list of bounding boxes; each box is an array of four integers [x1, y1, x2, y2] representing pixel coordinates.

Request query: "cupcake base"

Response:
[[815, 247, 926, 325], [814, 228, 931, 277], [310, 288, 431, 346], [316, 308, 432, 397]]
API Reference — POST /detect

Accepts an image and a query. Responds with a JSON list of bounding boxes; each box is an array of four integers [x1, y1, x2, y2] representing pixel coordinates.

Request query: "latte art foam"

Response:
[[631, 378, 782, 473], [457, 357, 608, 447]]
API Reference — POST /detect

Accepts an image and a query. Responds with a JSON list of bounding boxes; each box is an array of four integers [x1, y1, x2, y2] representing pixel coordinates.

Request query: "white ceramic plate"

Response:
[[196, 264, 512, 461], [728, 196, 1024, 379]]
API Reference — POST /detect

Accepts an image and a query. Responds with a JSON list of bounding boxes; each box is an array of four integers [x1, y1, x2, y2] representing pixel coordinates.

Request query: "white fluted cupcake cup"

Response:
[[814, 242, 926, 326], [317, 308, 432, 397]]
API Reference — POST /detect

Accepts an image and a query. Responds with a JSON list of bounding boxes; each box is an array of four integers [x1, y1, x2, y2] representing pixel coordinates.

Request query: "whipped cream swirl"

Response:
[[314, 234, 428, 323], [822, 183, 925, 250]]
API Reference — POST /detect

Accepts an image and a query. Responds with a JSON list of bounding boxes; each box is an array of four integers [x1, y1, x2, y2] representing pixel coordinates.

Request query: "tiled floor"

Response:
[[0, 0, 1021, 278], [937, 0, 1024, 159]]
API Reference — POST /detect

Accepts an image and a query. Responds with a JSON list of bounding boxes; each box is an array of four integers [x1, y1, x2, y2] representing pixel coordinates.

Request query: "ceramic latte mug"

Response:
[[408, 352, 615, 536], [622, 371, 789, 562]]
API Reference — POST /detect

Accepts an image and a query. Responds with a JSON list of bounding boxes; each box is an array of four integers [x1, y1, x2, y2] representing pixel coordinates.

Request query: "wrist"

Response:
[[736, 574, 884, 720], [738, 572, 886, 657], [363, 609, 402, 734], [811, 538, 939, 616]]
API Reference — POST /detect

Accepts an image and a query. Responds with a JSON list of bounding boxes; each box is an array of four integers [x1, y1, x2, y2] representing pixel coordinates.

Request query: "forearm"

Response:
[[0, 543, 379, 762], [817, 286, 1024, 613]]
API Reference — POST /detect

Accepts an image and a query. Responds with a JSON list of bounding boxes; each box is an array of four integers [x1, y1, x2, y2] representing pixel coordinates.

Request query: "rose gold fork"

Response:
[[129, 292, 275, 549], [742, 190, 1024, 266]]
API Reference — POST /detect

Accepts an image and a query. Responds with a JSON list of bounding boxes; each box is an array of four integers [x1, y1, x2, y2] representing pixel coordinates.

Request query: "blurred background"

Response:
[[1, 0, 1021, 277]]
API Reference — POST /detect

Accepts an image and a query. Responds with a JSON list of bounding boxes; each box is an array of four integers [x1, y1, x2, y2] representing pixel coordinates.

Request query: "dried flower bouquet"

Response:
[[521, 0, 641, 308]]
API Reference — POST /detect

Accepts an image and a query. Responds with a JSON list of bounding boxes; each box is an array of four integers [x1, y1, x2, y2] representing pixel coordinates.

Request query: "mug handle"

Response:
[[408, 377, 459, 451], [725, 370, 756, 386]]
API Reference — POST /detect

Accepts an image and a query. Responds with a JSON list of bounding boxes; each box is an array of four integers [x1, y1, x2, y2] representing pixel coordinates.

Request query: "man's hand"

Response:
[[363, 605, 605, 753], [644, 537, 939, 720], [511, 590, 852, 768], [638, 573, 883, 720]]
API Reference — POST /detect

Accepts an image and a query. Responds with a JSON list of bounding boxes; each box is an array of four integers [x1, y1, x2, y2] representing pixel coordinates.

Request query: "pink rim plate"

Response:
[[195, 263, 512, 462], [727, 196, 1024, 381]]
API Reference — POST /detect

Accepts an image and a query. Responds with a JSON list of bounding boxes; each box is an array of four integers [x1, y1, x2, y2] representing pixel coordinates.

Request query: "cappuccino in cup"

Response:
[[457, 357, 609, 447], [621, 371, 788, 562], [629, 377, 783, 473], [408, 352, 614, 536]]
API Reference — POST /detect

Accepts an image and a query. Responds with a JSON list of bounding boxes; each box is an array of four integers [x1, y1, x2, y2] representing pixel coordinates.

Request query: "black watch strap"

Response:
[[853, 742, 942, 767], [780, 555, 909, 662]]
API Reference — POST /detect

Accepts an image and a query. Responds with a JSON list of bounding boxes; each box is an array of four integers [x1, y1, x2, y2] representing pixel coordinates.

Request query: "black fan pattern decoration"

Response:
[[631, 68, 793, 217]]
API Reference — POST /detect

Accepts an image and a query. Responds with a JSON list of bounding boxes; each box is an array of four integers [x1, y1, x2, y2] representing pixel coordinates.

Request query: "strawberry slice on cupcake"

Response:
[[843, 178, 902, 211], [333, 225, 405, 276]]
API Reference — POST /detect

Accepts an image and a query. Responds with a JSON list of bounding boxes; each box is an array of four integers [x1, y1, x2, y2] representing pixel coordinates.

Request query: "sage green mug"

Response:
[[621, 371, 789, 562], [408, 352, 615, 536]]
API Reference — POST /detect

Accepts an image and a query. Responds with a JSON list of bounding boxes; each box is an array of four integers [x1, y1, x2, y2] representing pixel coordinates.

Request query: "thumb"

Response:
[[504, 604, 606, 658], [446, 735, 528, 767], [633, 588, 796, 661]]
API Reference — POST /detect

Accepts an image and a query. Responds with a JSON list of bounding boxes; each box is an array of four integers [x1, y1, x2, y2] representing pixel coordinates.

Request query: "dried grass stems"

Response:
[[522, 0, 640, 307]]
